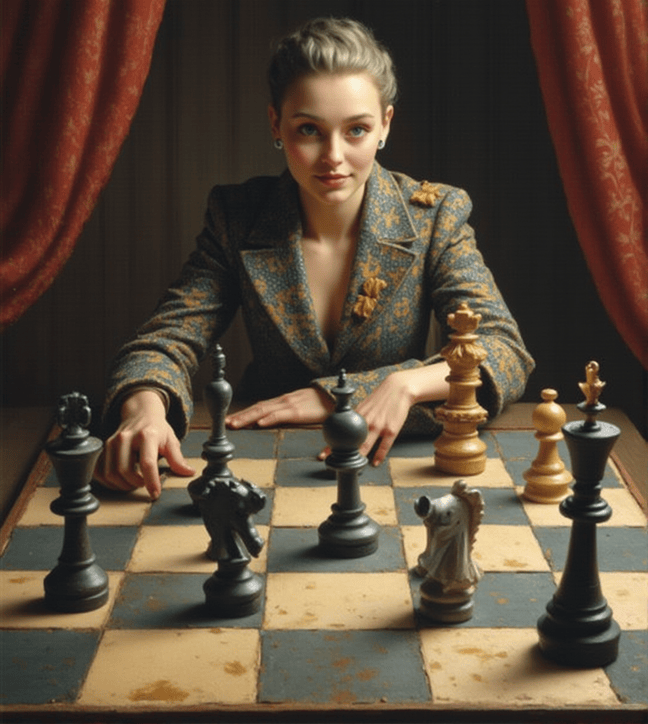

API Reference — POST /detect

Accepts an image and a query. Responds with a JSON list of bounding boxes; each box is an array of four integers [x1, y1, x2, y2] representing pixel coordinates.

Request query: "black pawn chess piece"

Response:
[[44, 392, 109, 612], [188, 345, 266, 617], [318, 370, 379, 558], [537, 361, 621, 667]]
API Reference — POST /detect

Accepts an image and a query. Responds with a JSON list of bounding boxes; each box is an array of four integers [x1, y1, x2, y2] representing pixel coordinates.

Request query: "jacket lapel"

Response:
[[240, 173, 331, 373], [240, 165, 420, 375], [331, 164, 419, 367]]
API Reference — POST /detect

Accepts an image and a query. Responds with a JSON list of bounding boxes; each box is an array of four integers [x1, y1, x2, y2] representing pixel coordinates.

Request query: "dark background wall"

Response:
[[2, 0, 645, 436]]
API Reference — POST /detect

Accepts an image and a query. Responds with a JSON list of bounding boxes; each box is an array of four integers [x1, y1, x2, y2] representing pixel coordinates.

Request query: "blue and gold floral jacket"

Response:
[[105, 163, 534, 438]]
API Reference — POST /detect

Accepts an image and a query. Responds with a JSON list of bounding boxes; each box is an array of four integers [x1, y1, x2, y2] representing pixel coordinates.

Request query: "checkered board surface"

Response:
[[1, 426, 646, 722]]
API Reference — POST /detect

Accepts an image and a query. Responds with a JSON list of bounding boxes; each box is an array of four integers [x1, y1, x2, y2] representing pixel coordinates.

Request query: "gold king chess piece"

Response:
[[433, 303, 488, 475]]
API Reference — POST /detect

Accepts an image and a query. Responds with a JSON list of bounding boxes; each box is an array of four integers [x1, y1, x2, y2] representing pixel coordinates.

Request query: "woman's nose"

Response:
[[322, 135, 343, 166]]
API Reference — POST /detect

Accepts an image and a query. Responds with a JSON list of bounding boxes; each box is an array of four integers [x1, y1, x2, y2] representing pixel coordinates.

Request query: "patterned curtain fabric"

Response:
[[526, 0, 648, 369], [0, 0, 165, 328]]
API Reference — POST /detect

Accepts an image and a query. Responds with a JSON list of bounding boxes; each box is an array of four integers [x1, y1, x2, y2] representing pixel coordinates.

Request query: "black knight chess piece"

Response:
[[188, 345, 266, 617], [537, 361, 621, 667], [44, 392, 109, 612], [318, 370, 380, 558]]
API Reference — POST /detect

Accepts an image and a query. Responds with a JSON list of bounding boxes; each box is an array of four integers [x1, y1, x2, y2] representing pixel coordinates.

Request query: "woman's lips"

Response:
[[316, 174, 349, 187]]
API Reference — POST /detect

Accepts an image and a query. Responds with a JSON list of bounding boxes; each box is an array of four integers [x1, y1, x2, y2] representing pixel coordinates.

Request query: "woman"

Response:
[[96, 18, 534, 499]]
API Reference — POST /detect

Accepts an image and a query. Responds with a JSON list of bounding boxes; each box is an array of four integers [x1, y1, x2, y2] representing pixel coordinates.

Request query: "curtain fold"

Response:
[[0, 0, 166, 328], [526, 0, 648, 369]]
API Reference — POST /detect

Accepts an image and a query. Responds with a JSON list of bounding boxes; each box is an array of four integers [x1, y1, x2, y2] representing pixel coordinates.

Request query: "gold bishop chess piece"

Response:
[[522, 389, 573, 503], [434, 303, 488, 475]]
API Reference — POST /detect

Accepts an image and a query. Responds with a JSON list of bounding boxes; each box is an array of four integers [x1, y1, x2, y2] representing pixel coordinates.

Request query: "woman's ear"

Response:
[[382, 105, 394, 142], [268, 105, 280, 139]]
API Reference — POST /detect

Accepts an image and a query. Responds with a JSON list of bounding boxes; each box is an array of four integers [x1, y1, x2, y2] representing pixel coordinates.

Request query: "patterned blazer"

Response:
[[105, 163, 534, 438]]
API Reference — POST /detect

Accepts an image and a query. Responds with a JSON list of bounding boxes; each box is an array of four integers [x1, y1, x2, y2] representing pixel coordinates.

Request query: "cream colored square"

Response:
[[271, 486, 397, 527], [419, 627, 619, 706], [163, 458, 275, 489], [389, 456, 513, 488], [0, 570, 122, 629], [16, 486, 151, 527], [78, 627, 259, 706], [520, 486, 647, 528], [127, 524, 268, 573], [548, 571, 647, 630], [401, 525, 550, 573], [264, 572, 414, 630]]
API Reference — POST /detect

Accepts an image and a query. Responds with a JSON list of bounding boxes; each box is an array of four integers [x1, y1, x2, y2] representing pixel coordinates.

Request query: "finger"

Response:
[[163, 435, 196, 477], [370, 431, 397, 466], [100, 436, 138, 492], [137, 435, 163, 500], [317, 446, 330, 461], [226, 402, 269, 429]]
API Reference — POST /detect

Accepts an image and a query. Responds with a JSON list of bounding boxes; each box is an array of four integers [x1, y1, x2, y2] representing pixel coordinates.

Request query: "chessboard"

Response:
[[1, 415, 646, 723]]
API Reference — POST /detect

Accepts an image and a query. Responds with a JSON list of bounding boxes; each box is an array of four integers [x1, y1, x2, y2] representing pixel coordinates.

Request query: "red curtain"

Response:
[[0, 0, 165, 329], [526, 0, 648, 369]]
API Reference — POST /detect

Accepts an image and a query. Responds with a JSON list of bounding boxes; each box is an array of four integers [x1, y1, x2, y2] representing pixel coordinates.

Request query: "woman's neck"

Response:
[[299, 187, 365, 245]]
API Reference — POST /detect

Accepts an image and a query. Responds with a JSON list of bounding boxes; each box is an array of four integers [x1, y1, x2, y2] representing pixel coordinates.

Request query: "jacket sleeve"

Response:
[[311, 186, 534, 434], [103, 187, 241, 439]]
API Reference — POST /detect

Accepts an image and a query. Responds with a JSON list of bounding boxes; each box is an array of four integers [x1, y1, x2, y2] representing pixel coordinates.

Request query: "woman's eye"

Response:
[[298, 124, 319, 137], [348, 126, 368, 138]]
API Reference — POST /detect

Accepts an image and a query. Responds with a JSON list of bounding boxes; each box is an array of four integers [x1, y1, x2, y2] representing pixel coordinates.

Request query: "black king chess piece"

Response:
[[537, 361, 621, 667], [44, 392, 109, 612], [318, 370, 379, 558], [188, 345, 266, 617]]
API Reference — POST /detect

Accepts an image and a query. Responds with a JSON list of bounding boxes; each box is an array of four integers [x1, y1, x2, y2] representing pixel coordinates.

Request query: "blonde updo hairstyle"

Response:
[[268, 17, 398, 115]]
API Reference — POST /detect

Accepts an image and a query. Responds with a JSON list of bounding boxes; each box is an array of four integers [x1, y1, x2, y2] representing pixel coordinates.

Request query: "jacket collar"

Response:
[[241, 163, 419, 373]]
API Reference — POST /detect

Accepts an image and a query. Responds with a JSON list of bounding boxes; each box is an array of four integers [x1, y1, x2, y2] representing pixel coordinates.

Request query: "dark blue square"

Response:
[[108, 572, 264, 628], [259, 629, 431, 704], [181, 428, 277, 458], [605, 630, 648, 705], [412, 571, 557, 628], [0, 630, 100, 704], [266, 527, 405, 573], [277, 428, 325, 459], [533, 526, 648, 572], [0, 526, 138, 571]]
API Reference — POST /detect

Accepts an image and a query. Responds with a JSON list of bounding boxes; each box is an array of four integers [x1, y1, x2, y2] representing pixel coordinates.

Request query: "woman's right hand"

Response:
[[94, 389, 195, 500]]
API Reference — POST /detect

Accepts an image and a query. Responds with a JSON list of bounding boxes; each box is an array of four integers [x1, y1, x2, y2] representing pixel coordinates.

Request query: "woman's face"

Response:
[[269, 72, 393, 213]]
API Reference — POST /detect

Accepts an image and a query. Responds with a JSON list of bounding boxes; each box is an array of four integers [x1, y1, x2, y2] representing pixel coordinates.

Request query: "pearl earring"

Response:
[[274, 139, 284, 150], [377, 139, 385, 150]]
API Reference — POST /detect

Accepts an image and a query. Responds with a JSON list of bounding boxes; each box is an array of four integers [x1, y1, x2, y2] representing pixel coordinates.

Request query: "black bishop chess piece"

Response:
[[188, 345, 266, 618], [318, 370, 379, 558], [44, 392, 109, 612], [537, 361, 621, 667]]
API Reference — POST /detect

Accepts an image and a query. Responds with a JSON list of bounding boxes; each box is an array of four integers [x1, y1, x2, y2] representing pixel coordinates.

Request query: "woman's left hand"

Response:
[[226, 386, 334, 429]]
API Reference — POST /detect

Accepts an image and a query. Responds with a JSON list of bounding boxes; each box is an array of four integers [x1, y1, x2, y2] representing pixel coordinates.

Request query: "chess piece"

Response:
[[44, 392, 109, 612], [522, 389, 572, 503], [188, 345, 266, 617], [318, 370, 380, 558], [433, 303, 488, 475], [414, 480, 484, 623], [537, 361, 621, 667]]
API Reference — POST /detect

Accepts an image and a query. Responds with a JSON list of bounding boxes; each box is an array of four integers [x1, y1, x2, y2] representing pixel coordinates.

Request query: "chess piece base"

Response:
[[204, 564, 264, 618], [537, 613, 620, 668], [522, 471, 572, 504], [318, 507, 380, 558], [44, 564, 109, 613], [419, 579, 475, 624], [433, 432, 487, 476]]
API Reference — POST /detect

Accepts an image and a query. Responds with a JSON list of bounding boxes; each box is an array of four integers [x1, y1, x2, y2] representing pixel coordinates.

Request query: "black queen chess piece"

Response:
[[318, 370, 380, 558], [537, 361, 621, 667], [188, 345, 266, 618], [44, 392, 109, 612]]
